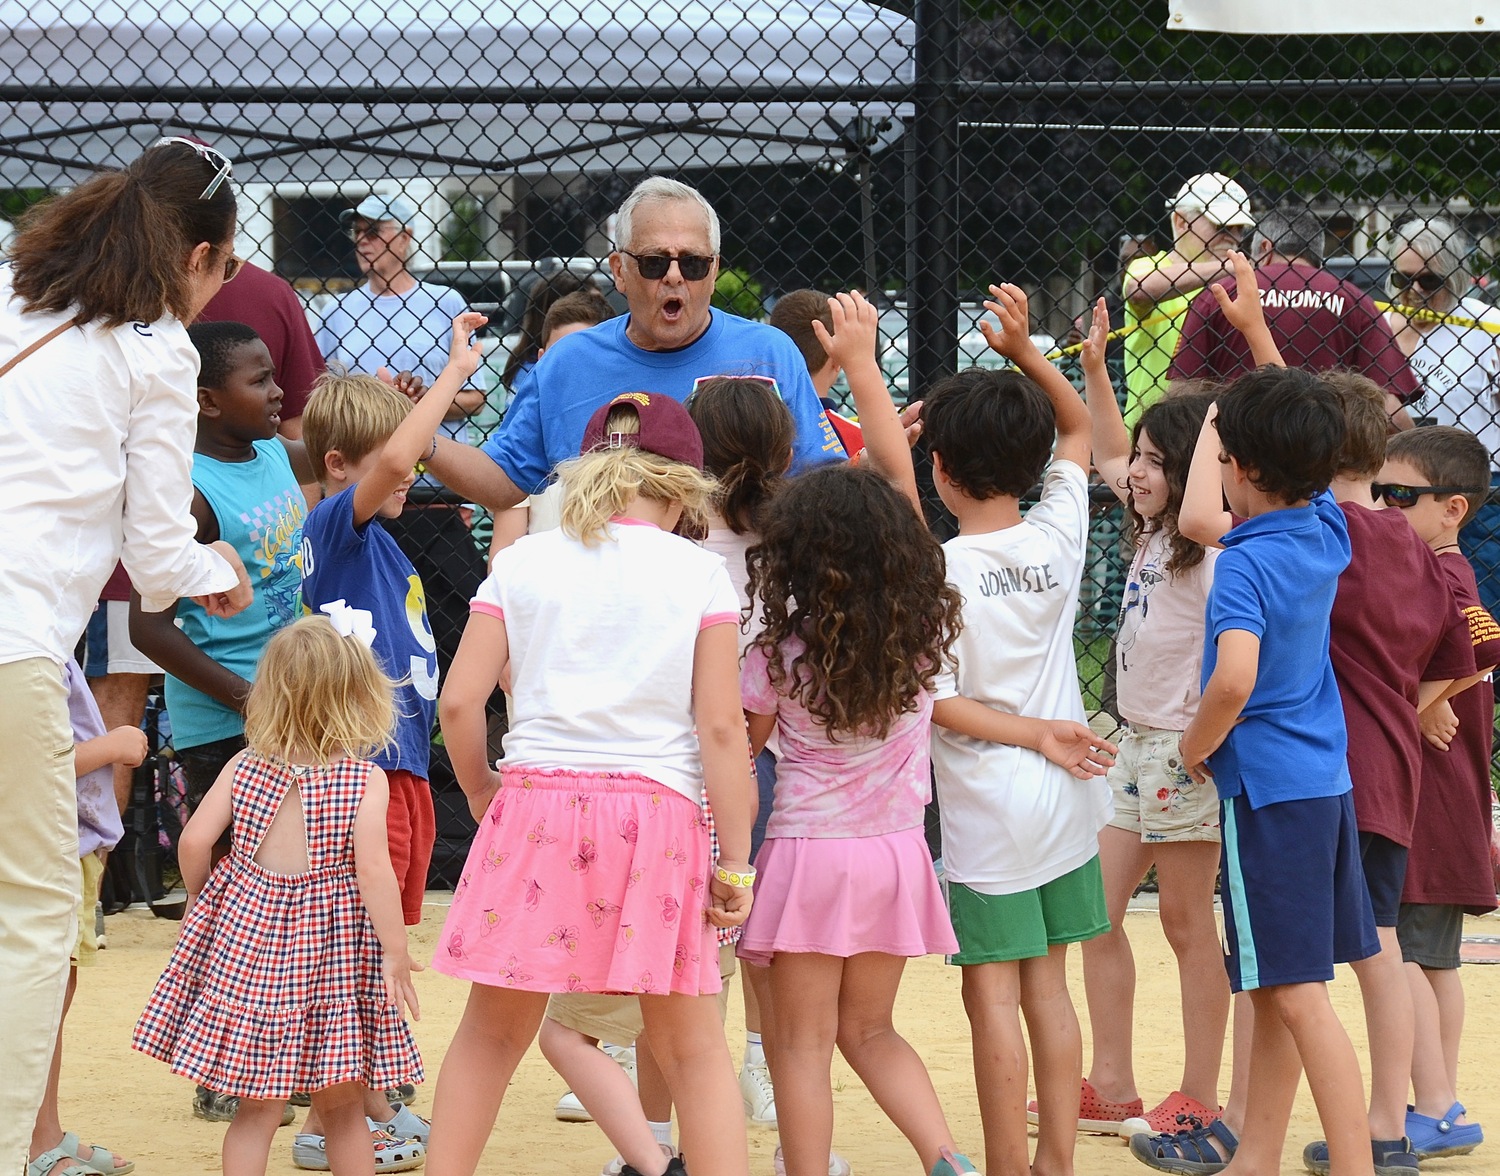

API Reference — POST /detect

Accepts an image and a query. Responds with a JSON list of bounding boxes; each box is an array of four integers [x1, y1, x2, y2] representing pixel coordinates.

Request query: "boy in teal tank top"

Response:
[[128, 322, 314, 811]]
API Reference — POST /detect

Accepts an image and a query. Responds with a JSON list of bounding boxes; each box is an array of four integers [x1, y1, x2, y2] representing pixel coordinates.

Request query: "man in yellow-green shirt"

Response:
[[1122, 172, 1255, 426]]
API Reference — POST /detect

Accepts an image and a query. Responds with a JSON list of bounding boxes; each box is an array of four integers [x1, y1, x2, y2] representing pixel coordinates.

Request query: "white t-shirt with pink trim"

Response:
[[472, 518, 740, 802]]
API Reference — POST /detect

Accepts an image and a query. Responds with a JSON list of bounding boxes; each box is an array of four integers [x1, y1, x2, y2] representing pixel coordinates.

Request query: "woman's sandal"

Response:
[[26, 1145, 93, 1176], [1129, 1118, 1239, 1175], [60, 1133, 134, 1176]]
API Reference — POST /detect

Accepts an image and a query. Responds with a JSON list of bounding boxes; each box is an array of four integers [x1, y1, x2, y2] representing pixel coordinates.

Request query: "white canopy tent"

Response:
[[0, 0, 914, 185]]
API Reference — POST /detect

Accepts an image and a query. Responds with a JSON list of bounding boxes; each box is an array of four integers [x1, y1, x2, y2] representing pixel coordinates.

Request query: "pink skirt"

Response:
[[736, 825, 958, 965], [434, 768, 719, 996]]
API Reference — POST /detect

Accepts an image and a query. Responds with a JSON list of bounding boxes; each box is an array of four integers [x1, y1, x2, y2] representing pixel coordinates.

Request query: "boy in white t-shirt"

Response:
[[926, 284, 1117, 1176]]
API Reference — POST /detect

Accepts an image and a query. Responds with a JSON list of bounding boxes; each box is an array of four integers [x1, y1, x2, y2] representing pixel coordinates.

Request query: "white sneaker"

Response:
[[773, 1147, 853, 1176], [602, 1143, 676, 1176], [740, 1059, 777, 1126], [554, 1043, 639, 1122]]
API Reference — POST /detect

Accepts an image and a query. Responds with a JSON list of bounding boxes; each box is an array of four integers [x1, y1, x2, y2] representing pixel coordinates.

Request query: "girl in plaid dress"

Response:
[[133, 615, 423, 1176]]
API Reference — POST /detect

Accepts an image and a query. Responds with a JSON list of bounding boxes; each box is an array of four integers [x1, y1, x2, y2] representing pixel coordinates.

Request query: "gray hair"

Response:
[[1389, 215, 1469, 304], [1251, 207, 1325, 267], [614, 177, 721, 255]]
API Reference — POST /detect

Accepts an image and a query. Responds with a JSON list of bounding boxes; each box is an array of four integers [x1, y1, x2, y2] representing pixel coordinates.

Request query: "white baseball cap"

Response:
[[1169, 173, 1255, 228], [340, 193, 418, 227]]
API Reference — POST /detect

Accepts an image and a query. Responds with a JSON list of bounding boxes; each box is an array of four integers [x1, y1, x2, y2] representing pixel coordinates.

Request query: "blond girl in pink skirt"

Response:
[[427, 391, 756, 1176]]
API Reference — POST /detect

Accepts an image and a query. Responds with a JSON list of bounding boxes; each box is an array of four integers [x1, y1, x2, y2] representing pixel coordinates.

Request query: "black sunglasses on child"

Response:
[[1386, 270, 1448, 295], [1372, 482, 1484, 509], [620, 250, 716, 282]]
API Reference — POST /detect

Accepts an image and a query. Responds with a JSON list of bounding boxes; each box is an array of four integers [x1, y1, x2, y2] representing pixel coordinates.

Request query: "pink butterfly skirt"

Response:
[[433, 767, 720, 997]]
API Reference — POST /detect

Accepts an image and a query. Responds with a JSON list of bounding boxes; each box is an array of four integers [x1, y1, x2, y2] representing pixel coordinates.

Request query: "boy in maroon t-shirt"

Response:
[[1379, 425, 1499, 1161], [1301, 374, 1475, 1176]]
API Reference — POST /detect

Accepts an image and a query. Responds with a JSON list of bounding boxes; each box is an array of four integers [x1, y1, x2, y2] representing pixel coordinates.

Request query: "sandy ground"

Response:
[[58, 900, 1500, 1176]]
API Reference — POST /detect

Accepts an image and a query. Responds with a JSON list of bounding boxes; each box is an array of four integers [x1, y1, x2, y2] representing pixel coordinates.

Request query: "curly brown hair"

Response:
[[745, 465, 964, 739]]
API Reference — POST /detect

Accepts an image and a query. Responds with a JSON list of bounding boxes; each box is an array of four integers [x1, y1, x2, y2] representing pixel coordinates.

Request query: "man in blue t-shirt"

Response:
[[1151, 367, 1379, 1176], [427, 178, 846, 507]]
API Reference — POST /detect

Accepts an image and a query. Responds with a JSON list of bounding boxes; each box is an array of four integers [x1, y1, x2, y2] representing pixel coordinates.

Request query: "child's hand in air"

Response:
[[382, 949, 424, 1021], [444, 311, 489, 380], [979, 283, 1040, 364], [1079, 297, 1111, 378], [1209, 251, 1265, 335], [811, 291, 882, 376], [1421, 698, 1459, 752], [708, 867, 754, 928], [1037, 720, 1117, 780]]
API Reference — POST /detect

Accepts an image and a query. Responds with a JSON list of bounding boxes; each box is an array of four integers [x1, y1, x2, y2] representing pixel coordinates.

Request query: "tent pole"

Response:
[[908, 0, 959, 403]]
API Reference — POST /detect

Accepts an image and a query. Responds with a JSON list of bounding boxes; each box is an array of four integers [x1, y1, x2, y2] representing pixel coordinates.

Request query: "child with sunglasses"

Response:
[[1378, 425, 1499, 1162]]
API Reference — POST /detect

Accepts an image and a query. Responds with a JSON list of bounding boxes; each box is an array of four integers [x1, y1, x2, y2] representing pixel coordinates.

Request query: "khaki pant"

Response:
[[0, 658, 79, 1173]]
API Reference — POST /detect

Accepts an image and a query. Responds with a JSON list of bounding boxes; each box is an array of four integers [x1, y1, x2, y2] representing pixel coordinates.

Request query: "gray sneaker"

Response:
[[193, 1085, 295, 1126]]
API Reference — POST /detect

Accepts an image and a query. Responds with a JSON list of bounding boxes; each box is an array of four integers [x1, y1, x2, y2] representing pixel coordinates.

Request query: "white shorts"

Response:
[[83, 600, 161, 677], [1106, 723, 1220, 843]]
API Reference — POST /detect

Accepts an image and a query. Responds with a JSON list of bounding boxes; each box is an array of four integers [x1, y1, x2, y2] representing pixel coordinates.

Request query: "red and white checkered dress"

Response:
[[132, 754, 423, 1099]]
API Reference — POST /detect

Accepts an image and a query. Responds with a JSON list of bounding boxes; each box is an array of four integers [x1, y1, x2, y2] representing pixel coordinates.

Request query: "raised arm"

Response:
[[812, 290, 920, 513], [1124, 254, 1234, 310], [1081, 297, 1130, 504], [352, 311, 487, 526], [1179, 402, 1233, 548], [980, 283, 1092, 471], [1209, 251, 1284, 368]]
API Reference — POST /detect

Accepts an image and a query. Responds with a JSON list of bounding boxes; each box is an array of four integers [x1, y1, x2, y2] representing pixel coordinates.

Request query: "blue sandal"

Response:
[[1406, 1103, 1483, 1159], [1129, 1118, 1238, 1175]]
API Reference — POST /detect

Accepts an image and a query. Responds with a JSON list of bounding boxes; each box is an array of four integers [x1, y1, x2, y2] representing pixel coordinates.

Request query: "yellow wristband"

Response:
[[715, 864, 756, 889]]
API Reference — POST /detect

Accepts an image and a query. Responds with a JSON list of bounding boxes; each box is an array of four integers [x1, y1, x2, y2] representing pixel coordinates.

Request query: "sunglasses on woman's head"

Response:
[[149, 136, 233, 200], [1372, 482, 1481, 509], [1387, 270, 1447, 295], [620, 250, 715, 282]]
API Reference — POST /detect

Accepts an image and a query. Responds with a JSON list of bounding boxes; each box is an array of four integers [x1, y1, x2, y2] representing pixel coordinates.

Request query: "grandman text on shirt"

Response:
[[1259, 289, 1347, 315], [975, 563, 1061, 598]]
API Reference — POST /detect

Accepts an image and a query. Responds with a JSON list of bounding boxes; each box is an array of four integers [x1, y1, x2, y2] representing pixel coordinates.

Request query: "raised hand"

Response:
[[810, 290, 881, 374], [1080, 297, 1111, 376], [979, 283, 1040, 364], [446, 311, 489, 379]]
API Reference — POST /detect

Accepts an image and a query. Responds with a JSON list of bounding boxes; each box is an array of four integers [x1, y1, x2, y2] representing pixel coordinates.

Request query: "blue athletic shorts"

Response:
[[1219, 791, 1379, 992]]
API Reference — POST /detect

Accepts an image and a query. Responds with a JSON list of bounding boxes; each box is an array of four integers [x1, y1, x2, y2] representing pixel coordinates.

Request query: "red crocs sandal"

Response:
[[1026, 1078, 1145, 1134]]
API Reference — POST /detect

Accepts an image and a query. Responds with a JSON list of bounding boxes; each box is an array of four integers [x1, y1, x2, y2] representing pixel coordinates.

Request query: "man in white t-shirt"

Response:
[[316, 192, 490, 671], [921, 287, 1117, 1176]]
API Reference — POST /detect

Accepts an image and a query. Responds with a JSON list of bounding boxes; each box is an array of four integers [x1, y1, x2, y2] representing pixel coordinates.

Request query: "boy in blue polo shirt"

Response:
[[1149, 367, 1379, 1176]]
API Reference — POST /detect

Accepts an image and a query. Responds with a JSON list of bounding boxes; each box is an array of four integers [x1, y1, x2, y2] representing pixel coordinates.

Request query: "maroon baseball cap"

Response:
[[580, 391, 704, 470]]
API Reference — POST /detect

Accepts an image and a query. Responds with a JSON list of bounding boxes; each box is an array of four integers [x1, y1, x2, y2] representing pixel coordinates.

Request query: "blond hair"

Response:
[[558, 406, 717, 545], [243, 617, 395, 763], [301, 368, 411, 483]]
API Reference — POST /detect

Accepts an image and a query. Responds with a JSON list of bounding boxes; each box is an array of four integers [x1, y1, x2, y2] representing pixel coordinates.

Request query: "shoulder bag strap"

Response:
[[0, 316, 79, 381]]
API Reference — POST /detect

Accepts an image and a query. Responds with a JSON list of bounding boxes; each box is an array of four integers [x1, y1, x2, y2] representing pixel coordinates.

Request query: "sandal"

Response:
[[1129, 1118, 1238, 1175], [26, 1145, 92, 1176], [1406, 1103, 1483, 1159], [1028, 1077, 1145, 1134], [292, 1127, 426, 1173], [59, 1133, 134, 1176], [374, 1105, 431, 1143]]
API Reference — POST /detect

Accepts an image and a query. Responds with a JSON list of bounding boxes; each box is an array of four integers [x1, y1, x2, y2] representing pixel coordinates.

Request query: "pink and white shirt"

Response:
[[742, 636, 933, 839]]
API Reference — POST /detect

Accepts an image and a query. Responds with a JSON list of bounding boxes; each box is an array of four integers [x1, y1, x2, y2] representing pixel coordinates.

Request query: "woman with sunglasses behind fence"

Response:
[[1385, 215, 1500, 612], [0, 137, 253, 1175]]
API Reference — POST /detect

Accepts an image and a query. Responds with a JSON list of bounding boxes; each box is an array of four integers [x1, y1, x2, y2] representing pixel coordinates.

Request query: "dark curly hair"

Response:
[[187, 320, 263, 390], [745, 465, 964, 739], [1215, 366, 1344, 505], [922, 368, 1054, 499], [1126, 389, 1216, 577], [688, 376, 794, 535]]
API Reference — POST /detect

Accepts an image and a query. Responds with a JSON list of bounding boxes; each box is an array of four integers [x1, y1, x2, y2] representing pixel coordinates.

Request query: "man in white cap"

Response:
[[1121, 172, 1255, 425], [315, 191, 489, 674]]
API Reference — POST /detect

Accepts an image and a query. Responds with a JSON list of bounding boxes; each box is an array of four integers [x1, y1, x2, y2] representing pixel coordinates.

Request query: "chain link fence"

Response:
[[10, 2, 1499, 882]]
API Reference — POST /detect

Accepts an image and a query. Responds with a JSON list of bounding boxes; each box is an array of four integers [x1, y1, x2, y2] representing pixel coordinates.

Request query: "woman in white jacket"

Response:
[[0, 138, 253, 1172]]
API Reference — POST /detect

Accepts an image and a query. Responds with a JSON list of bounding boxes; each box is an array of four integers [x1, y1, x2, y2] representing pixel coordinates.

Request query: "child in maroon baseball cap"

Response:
[[429, 384, 757, 1176]]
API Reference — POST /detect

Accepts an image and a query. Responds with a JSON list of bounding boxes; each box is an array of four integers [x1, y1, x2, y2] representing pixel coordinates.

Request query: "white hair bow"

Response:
[[319, 600, 378, 648]]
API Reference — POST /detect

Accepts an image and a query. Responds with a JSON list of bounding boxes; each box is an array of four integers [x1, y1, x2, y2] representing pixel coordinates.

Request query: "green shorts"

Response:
[[945, 855, 1110, 965]]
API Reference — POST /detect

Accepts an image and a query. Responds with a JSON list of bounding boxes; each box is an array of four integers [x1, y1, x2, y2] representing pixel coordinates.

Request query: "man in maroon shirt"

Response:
[[1170, 206, 1418, 424]]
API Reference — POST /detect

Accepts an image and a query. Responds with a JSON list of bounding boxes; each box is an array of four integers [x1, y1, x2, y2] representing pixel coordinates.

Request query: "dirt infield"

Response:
[[62, 902, 1499, 1175]]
